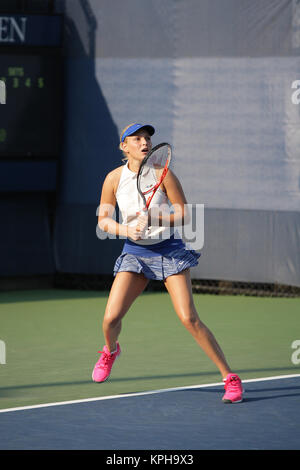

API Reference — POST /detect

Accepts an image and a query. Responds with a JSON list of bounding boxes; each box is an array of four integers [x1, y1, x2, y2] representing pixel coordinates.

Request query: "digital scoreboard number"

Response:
[[0, 53, 63, 158]]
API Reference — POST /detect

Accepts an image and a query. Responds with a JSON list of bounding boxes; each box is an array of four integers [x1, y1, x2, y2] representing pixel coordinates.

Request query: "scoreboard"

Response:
[[0, 14, 63, 160], [0, 51, 63, 158]]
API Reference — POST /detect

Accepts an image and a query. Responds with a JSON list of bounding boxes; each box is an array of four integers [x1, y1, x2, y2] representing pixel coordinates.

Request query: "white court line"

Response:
[[0, 373, 300, 414]]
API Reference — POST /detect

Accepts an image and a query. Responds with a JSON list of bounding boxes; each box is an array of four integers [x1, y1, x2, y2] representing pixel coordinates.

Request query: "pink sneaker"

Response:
[[92, 342, 121, 383], [222, 373, 244, 403]]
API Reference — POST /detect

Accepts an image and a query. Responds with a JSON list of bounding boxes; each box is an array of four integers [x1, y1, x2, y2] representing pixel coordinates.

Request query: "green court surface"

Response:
[[0, 289, 299, 410]]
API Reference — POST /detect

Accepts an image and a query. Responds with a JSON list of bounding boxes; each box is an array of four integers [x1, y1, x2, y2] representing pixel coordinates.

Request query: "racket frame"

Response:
[[137, 142, 171, 210]]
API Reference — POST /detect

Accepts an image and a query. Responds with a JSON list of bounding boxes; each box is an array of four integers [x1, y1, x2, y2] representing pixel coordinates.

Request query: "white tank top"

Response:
[[115, 162, 173, 245]]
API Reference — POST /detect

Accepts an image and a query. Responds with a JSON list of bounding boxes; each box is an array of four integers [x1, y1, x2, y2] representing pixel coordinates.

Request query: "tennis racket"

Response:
[[137, 142, 172, 211]]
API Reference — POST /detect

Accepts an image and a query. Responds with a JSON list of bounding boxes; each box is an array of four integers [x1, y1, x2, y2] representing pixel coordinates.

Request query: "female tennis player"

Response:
[[92, 123, 243, 404]]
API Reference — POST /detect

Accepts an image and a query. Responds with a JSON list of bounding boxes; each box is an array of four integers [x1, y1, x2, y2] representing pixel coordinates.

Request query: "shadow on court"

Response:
[[194, 386, 300, 403], [1, 366, 299, 398]]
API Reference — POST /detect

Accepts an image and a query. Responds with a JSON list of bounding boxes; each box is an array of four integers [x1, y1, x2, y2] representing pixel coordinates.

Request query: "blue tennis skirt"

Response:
[[113, 247, 201, 281]]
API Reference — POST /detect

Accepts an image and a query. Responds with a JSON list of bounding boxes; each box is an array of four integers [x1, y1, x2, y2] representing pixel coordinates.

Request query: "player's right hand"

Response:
[[127, 225, 143, 241]]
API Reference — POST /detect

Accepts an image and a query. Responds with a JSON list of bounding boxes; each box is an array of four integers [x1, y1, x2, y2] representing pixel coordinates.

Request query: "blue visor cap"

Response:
[[121, 123, 155, 142]]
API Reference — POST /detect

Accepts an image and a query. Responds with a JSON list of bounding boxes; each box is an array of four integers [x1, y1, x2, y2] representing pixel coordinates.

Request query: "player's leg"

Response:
[[92, 271, 149, 383], [103, 271, 149, 352], [164, 269, 232, 379]]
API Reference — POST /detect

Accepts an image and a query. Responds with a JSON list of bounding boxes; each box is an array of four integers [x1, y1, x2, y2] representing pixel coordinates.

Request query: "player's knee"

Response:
[[179, 311, 199, 329], [103, 312, 122, 329]]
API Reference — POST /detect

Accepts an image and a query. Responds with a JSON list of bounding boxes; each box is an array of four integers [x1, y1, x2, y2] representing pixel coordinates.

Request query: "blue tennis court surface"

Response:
[[0, 375, 299, 450]]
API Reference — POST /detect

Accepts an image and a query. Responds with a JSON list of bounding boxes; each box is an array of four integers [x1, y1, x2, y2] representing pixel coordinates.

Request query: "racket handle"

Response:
[[136, 208, 148, 220], [136, 209, 149, 237]]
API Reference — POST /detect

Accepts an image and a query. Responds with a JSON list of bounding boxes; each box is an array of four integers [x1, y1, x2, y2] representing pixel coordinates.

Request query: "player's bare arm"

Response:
[[98, 167, 143, 241]]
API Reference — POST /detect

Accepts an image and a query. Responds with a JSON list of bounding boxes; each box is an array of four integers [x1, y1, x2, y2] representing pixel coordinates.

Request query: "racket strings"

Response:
[[139, 145, 171, 195]]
